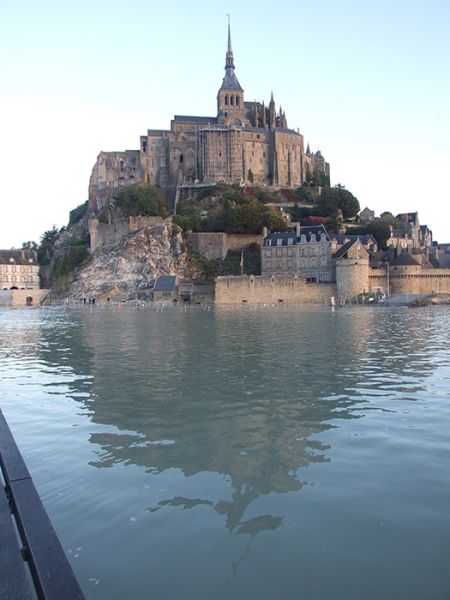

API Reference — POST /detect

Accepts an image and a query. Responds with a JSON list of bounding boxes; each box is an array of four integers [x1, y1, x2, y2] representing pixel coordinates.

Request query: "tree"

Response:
[[247, 169, 254, 183], [366, 221, 391, 250], [379, 211, 400, 228], [315, 186, 360, 220], [22, 241, 38, 251], [113, 184, 166, 217], [38, 226, 60, 265]]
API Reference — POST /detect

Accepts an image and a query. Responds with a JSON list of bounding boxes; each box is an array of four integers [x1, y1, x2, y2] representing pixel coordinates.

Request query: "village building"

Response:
[[0, 249, 40, 290], [359, 207, 375, 223], [261, 225, 333, 282], [88, 24, 329, 212]]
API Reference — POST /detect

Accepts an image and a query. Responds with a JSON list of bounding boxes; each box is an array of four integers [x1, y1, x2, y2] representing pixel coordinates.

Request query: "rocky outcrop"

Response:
[[408, 293, 450, 307], [67, 222, 198, 301]]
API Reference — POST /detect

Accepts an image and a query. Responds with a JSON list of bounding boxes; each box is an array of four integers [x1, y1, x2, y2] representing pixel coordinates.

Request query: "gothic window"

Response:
[[179, 154, 184, 163]]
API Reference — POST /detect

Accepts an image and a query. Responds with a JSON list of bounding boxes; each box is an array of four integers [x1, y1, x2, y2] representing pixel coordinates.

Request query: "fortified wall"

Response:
[[368, 267, 450, 295], [188, 232, 263, 261], [0, 289, 49, 307], [89, 216, 172, 252], [215, 275, 336, 305]]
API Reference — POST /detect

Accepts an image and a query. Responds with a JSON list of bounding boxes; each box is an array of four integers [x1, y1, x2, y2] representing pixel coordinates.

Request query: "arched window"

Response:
[[236, 96, 240, 106], [230, 96, 234, 106], [225, 95, 229, 106], [179, 154, 184, 163]]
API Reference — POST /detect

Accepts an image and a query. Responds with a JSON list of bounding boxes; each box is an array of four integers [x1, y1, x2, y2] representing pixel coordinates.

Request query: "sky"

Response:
[[1, 0, 449, 247]]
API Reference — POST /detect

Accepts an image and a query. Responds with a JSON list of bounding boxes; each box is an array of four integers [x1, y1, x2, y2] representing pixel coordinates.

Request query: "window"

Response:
[[276, 248, 283, 257], [225, 95, 229, 106], [179, 154, 184, 163], [236, 96, 240, 106], [288, 259, 293, 268], [277, 238, 282, 247], [230, 96, 234, 106], [321, 257, 327, 266], [266, 250, 272, 257], [287, 248, 293, 257], [301, 247, 307, 256], [277, 261, 282, 270]]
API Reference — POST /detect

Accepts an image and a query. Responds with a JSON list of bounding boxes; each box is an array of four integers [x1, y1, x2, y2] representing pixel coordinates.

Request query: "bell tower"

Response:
[[217, 19, 247, 126]]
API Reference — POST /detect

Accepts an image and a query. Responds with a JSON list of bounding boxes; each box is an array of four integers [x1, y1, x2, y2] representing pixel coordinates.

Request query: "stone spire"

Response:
[[269, 92, 276, 129], [220, 17, 243, 91], [225, 16, 234, 69]]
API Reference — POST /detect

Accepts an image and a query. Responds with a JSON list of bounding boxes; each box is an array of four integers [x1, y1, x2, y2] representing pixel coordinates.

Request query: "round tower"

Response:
[[335, 243, 369, 303]]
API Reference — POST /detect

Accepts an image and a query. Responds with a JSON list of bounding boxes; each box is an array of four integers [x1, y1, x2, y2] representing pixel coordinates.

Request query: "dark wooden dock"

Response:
[[0, 409, 85, 599]]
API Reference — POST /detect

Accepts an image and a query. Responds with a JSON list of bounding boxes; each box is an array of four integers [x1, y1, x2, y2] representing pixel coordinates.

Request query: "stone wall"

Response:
[[215, 275, 336, 305], [188, 232, 263, 261], [368, 268, 450, 295], [90, 217, 173, 252], [335, 258, 369, 302], [389, 270, 450, 294], [0, 289, 49, 307], [129, 216, 172, 232]]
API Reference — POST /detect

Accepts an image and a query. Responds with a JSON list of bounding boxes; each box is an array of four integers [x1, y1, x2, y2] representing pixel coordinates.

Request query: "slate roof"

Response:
[[263, 232, 297, 247], [0, 249, 38, 265], [173, 115, 217, 123], [153, 276, 177, 292], [390, 254, 420, 267], [332, 240, 356, 259], [263, 225, 330, 247], [220, 68, 243, 91], [332, 234, 378, 246], [298, 225, 330, 242]]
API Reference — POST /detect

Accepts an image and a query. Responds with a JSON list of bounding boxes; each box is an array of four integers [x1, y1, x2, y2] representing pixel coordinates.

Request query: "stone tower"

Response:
[[217, 21, 248, 126], [335, 240, 370, 303]]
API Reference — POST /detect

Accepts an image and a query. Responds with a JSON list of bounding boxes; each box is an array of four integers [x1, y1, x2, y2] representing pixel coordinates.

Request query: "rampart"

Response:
[[368, 268, 450, 295], [0, 289, 49, 307], [215, 275, 336, 305], [188, 232, 263, 261], [89, 216, 173, 251]]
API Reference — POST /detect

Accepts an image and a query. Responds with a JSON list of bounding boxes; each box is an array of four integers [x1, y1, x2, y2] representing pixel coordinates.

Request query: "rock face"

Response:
[[68, 222, 195, 301]]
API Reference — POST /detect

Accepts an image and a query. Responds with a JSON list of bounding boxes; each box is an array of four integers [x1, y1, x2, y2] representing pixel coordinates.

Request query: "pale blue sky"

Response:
[[1, 0, 449, 246]]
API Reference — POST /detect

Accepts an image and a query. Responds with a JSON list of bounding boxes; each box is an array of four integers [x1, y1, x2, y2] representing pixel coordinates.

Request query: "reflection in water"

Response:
[[34, 306, 440, 541], [2, 305, 449, 600]]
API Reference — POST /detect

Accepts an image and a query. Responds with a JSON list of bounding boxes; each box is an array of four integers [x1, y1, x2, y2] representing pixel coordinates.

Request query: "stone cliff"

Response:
[[67, 222, 197, 301]]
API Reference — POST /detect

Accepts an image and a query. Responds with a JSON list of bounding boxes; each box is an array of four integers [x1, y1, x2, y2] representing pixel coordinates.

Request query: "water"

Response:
[[1, 305, 450, 600]]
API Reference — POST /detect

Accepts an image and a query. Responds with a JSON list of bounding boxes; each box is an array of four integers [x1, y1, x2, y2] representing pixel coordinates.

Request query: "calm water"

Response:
[[1, 305, 450, 600]]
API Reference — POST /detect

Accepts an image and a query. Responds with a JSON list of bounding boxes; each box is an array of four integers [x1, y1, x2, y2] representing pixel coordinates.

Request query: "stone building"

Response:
[[0, 249, 40, 290], [261, 225, 333, 282], [88, 24, 330, 211]]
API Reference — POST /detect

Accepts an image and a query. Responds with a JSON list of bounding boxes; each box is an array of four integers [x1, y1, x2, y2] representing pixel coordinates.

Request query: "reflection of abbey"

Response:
[[88, 25, 329, 211]]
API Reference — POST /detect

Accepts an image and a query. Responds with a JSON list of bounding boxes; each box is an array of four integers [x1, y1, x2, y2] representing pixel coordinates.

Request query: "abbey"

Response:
[[88, 25, 329, 211]]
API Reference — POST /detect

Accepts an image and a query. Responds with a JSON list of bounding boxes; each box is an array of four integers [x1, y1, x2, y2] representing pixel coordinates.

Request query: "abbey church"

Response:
[[88, 25, 330, 211]]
